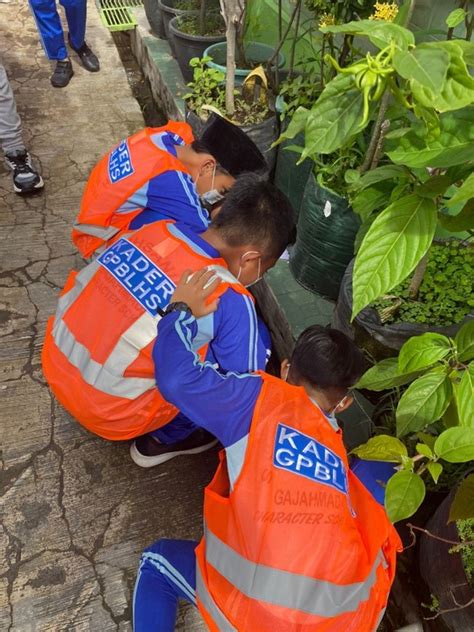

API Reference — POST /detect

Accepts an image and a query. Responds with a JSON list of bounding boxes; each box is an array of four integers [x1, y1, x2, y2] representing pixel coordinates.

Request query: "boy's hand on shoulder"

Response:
[[170, 268, 222, 318]]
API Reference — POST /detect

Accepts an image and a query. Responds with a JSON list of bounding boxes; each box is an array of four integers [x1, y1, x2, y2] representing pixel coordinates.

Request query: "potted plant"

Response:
[[144, 0, 167, 38], [351, 321, 474, 523], [418, 484, 474, 630], [280, 12, 474, 331], [158, 0, 200, 54], [169, 3, 226, 82], [184, 55, 279, 170]]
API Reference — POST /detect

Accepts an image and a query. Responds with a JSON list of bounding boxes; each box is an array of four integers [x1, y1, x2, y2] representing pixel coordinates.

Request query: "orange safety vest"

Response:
[[42, 220, 252, 441], [196, 373, 402, 631], [72, 121, 195, 258]]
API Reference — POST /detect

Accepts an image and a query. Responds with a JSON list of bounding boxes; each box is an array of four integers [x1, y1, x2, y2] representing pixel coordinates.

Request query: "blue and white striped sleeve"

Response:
[[154, 311, 262, 446], [208, 289, 268, 373]]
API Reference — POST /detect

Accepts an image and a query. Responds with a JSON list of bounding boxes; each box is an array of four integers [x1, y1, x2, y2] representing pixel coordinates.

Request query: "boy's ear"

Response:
[[335, 394, 353, 414], [198, 156, 216, 175], [280, 359, 290, 381]]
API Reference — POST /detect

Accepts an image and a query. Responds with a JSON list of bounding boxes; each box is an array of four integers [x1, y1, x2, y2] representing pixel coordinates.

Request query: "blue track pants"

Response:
[[29, 0, 87, 60], [133, 539, 199, 631]]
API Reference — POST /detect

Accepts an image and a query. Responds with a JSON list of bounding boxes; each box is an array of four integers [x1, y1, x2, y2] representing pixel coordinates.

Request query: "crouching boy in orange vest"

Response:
[[133, 270, 402, 631], [42, 175, 296, 465], [72, 115, 266, 258]]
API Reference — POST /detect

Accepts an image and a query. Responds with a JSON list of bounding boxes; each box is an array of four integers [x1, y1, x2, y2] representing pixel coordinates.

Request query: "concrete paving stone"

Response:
[[1, 1, 206, 629]]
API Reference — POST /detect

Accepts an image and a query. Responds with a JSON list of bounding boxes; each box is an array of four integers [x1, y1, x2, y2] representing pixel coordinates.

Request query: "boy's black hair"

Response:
[[211, 173, 296, 260], [291, 325, 366, 393], [190, 140, 231, 176]]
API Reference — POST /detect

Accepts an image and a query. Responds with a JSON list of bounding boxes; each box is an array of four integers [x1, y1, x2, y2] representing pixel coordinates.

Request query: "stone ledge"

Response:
[[130, 8, 186, 121]]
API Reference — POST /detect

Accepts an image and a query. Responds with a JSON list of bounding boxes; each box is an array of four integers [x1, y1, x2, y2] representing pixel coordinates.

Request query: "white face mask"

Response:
[[327, 394, 349, 421], [199, 164, 225, 210], [236, 251, 262, 287]]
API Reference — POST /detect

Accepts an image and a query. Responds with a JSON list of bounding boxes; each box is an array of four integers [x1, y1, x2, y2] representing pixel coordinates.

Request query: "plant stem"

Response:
[[225, 18, 237, 115], [408, 252, 429, 300], [338, 34, 354, 67], [267, 0, 300, 68], [199, 0, 205, 36], [320, 36, 326, 89], [370, 119, 390, 169], [360, 90, 391, 173], [288, 0, 302, 80]]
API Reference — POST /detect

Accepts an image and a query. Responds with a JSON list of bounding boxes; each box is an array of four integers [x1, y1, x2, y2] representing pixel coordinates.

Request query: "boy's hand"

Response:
[[170, 269, 222, 318]]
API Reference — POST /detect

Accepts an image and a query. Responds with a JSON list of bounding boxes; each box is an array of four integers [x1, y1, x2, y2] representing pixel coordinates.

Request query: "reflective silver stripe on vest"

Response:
[[204, 527, 383, 618], [52, 318, 156, 399], [73, 221, 120, 240], [226, 433, 249, 491], [51, 259, 157, 399], [196, 563, 237, 632]]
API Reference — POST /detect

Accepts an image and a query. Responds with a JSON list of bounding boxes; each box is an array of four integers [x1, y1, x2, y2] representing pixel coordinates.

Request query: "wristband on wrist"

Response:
[[163, 301, 192, 317]]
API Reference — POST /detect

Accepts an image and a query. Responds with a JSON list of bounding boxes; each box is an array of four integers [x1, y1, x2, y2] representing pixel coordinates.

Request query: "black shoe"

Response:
[[68, 36, 100, 72], [5, 150, 44, 194], [130, 429, 218, 468], [51, 60, 74, 87]]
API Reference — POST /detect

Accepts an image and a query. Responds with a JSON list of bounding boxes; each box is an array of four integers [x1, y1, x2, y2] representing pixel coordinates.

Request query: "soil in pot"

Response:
[[170, 13, 225, 82], [332, 242, 474, 356], [158, 0, 200, 54]]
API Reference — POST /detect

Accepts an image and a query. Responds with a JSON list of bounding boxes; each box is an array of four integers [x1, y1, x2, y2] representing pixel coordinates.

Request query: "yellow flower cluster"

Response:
[[369, 2, 399, 22], [319, 12, 336, 28]]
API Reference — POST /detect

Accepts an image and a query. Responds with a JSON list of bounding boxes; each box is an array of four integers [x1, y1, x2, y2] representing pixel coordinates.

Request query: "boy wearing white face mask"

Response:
[[72, 114, 267, 259]]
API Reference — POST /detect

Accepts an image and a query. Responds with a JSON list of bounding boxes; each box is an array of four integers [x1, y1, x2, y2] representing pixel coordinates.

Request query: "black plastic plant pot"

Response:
[[144, 0, 166, 38], [158, 0, 198, 55], [169, 16, 225, 83], [289, 174, 360, 301], [418, 487, 474, 631], [274, 119, 312, 219], [184, 106, 279, 174], [332, 259, 473, 356]]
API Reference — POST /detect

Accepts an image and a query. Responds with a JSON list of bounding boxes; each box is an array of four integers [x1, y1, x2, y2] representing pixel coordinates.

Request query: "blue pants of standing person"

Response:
[[29, 0, 87, 60], [133, 539, 199, 632]]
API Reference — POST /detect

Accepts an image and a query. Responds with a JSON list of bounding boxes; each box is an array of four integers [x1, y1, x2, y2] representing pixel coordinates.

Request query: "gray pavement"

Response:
[[0, 2, 211, 629]]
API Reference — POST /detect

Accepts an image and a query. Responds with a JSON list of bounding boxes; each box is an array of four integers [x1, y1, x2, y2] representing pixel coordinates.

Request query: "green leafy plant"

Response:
[[278, 19, 474, 321], [176, 11, 225, 36], [352, 321, 474, 522], [184, 57, 270, 125], [371, 242, 474, 326], [454, 518, 474, 586], [184, 56, 226, 114]]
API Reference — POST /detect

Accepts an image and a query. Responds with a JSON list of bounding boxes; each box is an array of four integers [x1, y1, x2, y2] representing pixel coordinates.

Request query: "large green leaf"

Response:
[[351, 435, 407, 462], [321, 19, 414, 50], [387, 108, 474, 168], [353, 165, 408, 192], [455, 364, 474, 427], [448, 474, 474, 522], [398, 333, 451, 373], [356, 357, 420, 391], [351, 182, 394, 220], [274, 106, 309, 146], [439, 199, 474, 232], [446, 172, 474, 207], [352, 195, 437, 317], [451, 40, 474, 67], [455, 319, 474, 362], [435, 426, 474, 462], [300, 75, 365, 157], [411, 42, 474, 113], [393, 45, 449, 95], [385, 470, 426, 522], [396, 371, 452, 437]]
